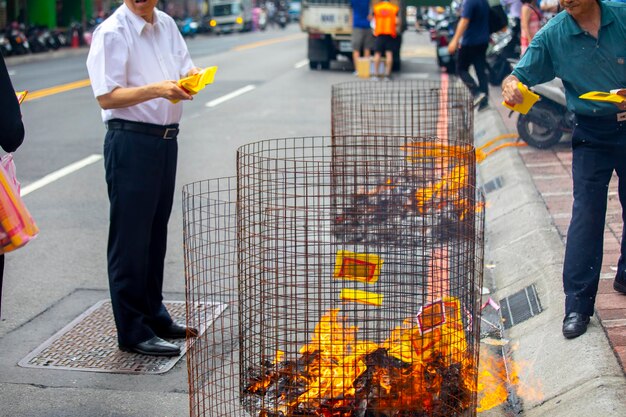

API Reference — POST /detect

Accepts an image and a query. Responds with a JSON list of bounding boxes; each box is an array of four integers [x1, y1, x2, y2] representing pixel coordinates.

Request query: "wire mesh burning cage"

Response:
[[331, 80, 474, 144], [183, 135, 485, 417]]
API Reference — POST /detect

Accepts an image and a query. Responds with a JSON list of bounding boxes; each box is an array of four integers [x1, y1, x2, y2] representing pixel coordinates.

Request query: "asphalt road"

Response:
[[0, 24, 461, 417]]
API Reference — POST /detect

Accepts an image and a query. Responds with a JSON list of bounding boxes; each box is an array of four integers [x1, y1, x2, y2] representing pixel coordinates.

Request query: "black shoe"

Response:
[[562, 312, 590, 339], [119, 336, 181, 356], [155, 322, 198, 339], [473, 92, 487, 108], [477, 97, 490, 111], [614, 277, 626, 294]]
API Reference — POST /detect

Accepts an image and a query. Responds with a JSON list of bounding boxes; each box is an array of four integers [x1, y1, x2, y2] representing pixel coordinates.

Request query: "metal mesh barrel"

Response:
[[331, 79, 474, 144], [184, 135, 485, 417]]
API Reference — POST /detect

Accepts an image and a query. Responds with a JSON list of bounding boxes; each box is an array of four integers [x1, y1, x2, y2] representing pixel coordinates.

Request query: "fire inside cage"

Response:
[[183, 133, 485, 417]]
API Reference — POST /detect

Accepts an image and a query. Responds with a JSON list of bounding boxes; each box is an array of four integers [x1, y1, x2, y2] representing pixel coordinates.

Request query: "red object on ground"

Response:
[[71, 30, 79, 48]]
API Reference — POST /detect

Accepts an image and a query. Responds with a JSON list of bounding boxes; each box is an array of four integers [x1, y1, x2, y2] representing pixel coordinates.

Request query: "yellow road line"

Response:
[[232, 33, 306, 51], [25, 78, 92, 101]]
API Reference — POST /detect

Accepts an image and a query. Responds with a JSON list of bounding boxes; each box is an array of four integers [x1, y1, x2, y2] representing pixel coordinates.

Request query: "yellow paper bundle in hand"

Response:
[[171, 66, 218, 103]]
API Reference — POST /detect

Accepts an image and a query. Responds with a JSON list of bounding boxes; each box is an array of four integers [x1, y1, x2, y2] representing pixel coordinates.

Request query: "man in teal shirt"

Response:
[[502, 0, 626, 339]]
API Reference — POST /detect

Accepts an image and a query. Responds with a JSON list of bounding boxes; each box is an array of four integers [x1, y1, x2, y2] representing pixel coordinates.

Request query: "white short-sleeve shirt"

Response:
[[86, 4, 195, 125]]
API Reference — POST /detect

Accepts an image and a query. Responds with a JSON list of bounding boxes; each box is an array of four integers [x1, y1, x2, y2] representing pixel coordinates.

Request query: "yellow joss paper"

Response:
[[579, 91, 625, 104], [171, 66, 218, 103], [333, 250, 383, 284], [502, 82, 539, 114], [340, 288, 383, 306]]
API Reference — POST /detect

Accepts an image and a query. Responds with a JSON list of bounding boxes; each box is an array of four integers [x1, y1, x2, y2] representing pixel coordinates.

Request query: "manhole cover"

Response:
[[18, 300, 227, 374]]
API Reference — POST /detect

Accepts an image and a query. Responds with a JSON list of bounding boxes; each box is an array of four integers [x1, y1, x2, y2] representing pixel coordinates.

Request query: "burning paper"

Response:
[[244, 301, 478, 417]]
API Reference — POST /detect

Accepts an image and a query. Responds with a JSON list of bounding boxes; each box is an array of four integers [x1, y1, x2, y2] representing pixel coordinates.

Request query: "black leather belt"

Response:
[[576, 111, 626, 124], [106, 119, 179, 139]]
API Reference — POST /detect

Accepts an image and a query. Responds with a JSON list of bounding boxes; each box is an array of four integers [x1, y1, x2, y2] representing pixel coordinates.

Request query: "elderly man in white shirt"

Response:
[[86, 0, 199, 357]]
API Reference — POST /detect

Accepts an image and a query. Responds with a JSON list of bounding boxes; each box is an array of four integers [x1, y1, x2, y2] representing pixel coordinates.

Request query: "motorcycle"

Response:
[[515, 78, 574, 149], [177, 17, 199, 38], [486, 27, 519, 86], [0, 32, 12, 56], [433, 17, 457, 74], [6, 22, 30, 55]]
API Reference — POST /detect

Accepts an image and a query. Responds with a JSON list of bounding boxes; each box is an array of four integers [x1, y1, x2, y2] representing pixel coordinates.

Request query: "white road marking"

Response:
[[205, 84, 256, 108], [294, 59, 309, 69], [21, 154, 103, 197]]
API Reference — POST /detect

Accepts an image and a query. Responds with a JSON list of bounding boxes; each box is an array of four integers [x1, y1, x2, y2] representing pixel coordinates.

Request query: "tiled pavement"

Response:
[[491, 89, 626, 374]]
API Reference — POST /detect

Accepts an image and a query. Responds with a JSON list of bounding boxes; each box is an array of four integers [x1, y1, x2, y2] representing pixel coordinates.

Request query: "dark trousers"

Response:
[[456, 43, 489, 98], [564, 115, 626, 316], [103, 128, 178, 346]]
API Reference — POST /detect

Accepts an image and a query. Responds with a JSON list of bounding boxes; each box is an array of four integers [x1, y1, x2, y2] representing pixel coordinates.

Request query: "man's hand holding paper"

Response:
[[171, 66, 218, 103]]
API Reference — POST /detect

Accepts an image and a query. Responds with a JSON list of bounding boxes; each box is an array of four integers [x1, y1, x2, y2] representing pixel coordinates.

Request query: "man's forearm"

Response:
[[97, 85, 161, 110]]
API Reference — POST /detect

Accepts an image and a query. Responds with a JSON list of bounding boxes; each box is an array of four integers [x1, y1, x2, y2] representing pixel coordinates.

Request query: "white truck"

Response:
[[208, 0, 254, 34], [300, 0, 406, 70]]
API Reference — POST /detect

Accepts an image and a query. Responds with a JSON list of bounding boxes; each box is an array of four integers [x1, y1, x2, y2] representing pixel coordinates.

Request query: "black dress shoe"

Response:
[[614, 277, 626, 294], [119, 336, 181, 356], [562, 312, 590, 339], [155, 322, 198, 339]]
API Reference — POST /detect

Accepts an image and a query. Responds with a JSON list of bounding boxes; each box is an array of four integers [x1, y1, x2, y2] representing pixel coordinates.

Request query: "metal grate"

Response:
[[19, 300, 226, 374], [482, 176, 505, 194], [500, 285, 543, 329], [184, 135, 485, 417], [331, 80, 474, 144]]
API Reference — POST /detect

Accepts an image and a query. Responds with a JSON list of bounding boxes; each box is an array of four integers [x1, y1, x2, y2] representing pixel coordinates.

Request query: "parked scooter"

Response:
[[486, 27, 519, 86], [433, 17, 457, 74], [0, 32, 12, 56], [6, 22, 30, 55], [515, 78, 574, 149]]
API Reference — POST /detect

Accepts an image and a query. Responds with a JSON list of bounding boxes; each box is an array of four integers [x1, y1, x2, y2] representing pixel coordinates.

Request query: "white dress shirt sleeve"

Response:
[[86, 29, 129, 98]]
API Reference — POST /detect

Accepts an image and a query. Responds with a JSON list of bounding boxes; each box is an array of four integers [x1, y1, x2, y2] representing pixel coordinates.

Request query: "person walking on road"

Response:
[[86, 0, 199, 357], [0, 55, 25, 318], [351, 0, 375, 74], [502, 0, 626, 339], [372, 0, 399, 80], [447, 0, 490, 109]]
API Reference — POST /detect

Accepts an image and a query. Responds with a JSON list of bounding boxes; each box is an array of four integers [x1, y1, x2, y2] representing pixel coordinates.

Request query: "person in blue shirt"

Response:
[[502, 0, 626, 339], [448, 0, 491, 110], [351, 0, 375, 72]]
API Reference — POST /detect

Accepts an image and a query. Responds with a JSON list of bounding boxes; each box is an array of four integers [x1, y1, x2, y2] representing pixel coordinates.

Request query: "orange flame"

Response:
[[477, 344, 544, 412]]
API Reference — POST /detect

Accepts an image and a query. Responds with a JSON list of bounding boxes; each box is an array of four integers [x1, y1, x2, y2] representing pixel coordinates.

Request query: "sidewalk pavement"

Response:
[[476, 87, 626, 416]]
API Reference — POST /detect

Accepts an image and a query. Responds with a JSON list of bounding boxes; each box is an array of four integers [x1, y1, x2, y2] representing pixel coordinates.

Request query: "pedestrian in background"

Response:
[[372, 0, 399, 81], [519, 0, 542, 55], [447, 0, 490, 110], [502, 0, 626, 339], [86, 0, 198, 357], [351, 0, 375, 75], [0, 55, 25, 318]]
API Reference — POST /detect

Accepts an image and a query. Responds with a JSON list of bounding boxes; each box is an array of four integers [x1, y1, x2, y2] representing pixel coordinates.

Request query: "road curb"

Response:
[[475, 105, 626, 416]]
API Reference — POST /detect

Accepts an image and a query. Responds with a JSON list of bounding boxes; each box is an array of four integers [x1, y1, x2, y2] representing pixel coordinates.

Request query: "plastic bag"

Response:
[[0, 154, 39, 254]]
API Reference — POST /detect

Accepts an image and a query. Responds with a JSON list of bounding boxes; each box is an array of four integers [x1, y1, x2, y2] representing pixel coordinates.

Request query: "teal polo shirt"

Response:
[[512, 2, 626, 117]]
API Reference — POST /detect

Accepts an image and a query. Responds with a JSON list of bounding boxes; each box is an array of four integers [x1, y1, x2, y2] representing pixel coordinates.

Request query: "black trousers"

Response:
[[103, 128, 178, 346], [456, 43, 489, 98], [564, 115, 626, 316]]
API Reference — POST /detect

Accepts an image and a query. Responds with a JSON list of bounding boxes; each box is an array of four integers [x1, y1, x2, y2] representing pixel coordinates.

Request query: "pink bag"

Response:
[[0, 154, 38, 254]]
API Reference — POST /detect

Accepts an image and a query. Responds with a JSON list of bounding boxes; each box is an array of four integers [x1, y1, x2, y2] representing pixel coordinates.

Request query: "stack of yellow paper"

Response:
[[171, 66, 218, 103], [579, 91, 625, 104]]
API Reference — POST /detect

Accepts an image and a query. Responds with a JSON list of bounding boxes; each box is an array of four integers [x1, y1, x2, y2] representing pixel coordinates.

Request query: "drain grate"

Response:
[[482, 176, 505, 194], [500, 284, 542, 329], [18, 299, 227, 374]]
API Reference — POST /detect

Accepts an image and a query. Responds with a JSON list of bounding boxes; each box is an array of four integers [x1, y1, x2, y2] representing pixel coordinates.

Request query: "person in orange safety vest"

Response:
[[371, 0, 399, 80]]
